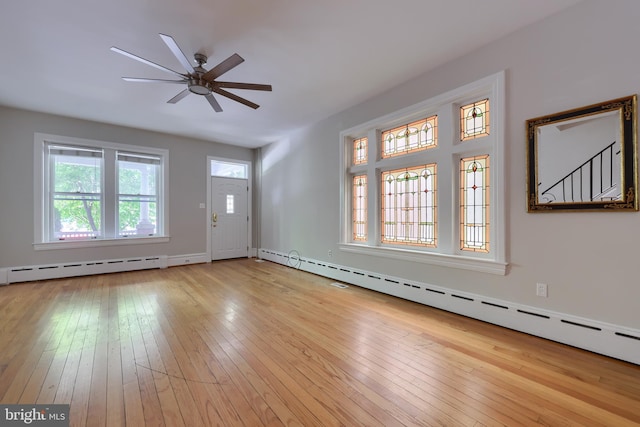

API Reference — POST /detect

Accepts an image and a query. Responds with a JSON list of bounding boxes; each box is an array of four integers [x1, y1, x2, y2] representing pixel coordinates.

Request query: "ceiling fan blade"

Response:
[[215, 82, 272, 91], [111, 46, 186, 78], [205, 94, 223, 112], [123, 77, 187, 84], [167, 89, 191, 104], [213, 87, 259, 110], [159, 34, 196, 74], [202, 53, 244, 81]]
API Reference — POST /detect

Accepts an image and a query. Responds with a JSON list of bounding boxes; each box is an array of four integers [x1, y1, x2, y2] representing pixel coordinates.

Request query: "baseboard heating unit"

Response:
[[2, 255, 168, 284], [259, 248, 640, 366]]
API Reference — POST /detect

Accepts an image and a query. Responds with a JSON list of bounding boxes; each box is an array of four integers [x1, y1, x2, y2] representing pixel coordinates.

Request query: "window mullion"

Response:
[[367, 129, 378, 246], [103, 149, 116, 239]]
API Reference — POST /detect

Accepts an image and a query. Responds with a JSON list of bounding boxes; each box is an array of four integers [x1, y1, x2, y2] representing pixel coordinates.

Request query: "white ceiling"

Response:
[[0, 0, 582, 148]]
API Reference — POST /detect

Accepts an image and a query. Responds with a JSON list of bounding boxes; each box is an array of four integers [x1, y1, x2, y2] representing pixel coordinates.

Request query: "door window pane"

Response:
[[211, 160, 248, 178], [227, 194, 235, 214]]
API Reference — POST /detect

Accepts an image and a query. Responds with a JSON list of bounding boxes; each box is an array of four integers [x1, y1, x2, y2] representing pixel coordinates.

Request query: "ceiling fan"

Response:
[[110, 34, 272, 112]]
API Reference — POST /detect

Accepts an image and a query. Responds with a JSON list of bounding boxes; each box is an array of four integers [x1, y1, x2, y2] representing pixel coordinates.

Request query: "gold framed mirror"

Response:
[[526, 95, 637, 212]]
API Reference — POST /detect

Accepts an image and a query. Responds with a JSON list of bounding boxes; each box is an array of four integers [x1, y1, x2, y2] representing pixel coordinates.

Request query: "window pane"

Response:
[[381, 164, 437, 247], [381, 115, 437, 158], [50, 147, 102, 240], [353, 137, 368, 165], [118, 154, 158, 237], [227, 194, 235, 214], [211, 160, 247, 178], [460, 155, 490, 252], [352, 175, 367, 241], [460, 99, 490, 141]]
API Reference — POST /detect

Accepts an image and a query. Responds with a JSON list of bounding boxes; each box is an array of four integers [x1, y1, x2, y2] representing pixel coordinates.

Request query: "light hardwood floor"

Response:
[[0, 259, 639, 426]]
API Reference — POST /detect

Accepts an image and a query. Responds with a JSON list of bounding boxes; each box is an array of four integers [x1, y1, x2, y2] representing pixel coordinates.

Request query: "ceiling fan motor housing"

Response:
[[194, 53, 208, 66]]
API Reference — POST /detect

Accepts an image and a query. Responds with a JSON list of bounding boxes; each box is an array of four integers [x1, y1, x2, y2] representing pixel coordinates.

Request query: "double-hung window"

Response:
[[35, 133, 169, 248], [340, 72, 506, 274], [116, 151, 160, 237]]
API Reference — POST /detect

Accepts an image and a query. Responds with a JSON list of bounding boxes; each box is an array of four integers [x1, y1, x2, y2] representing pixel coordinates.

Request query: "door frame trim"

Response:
[[206, 156, 252, 261]]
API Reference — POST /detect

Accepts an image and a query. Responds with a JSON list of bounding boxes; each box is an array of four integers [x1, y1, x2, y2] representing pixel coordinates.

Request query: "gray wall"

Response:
[[0, 107, 253, 267], [259, 0, 640, 329]]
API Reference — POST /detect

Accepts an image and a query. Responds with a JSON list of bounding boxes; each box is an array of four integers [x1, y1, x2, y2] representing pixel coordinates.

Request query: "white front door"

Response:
[[211, 176, 248, 260]]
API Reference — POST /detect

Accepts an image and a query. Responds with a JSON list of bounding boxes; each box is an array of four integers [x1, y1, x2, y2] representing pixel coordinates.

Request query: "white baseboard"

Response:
[[259, 248, 640, 366], [0, 268, 7, 285], [167, 253, 208, 267]]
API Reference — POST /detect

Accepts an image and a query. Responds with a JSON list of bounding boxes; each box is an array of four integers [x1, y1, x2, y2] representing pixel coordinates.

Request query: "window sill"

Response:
[[34, 236, 170, 251], [338, 243, 508, 275]]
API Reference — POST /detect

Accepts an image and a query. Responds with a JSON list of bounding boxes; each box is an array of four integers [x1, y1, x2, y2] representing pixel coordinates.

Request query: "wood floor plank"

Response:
[[213, 289, 437, 426], [0, 259, 639, 426]]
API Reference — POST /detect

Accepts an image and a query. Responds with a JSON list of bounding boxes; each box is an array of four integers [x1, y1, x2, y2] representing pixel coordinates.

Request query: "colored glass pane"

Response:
[[381, 115, 437, 158], [460, 155, 489, 252], [353, 175, 367, 241], [353, 137, 368, 165], [381, 164, 437, 246], [461, 99, 490, 141]]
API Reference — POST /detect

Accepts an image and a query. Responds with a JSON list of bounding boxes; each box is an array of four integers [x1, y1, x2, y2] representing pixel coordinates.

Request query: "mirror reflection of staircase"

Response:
[[540, 141, 620, 202]]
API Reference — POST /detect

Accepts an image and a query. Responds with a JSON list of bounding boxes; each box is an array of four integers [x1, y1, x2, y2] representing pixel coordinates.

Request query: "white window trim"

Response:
[[338, 71, 507, 275], [33, 133, 170, 250]]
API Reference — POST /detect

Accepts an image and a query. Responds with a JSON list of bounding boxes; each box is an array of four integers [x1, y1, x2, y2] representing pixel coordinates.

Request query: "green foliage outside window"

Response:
[[53, 162, 101, 233]]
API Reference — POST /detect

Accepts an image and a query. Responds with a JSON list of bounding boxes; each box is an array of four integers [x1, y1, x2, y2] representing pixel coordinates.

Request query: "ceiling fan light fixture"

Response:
[[188, 78, 212, 95]]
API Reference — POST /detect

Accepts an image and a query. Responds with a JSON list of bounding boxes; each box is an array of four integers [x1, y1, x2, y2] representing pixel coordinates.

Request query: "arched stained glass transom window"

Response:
[[460, 155, 490, 252], [353, 137, 368, 165], [353, 175, 367, 241], [381, 115, 437, 158], [381, 165, 437, 247], [461, 99, 490, 141]]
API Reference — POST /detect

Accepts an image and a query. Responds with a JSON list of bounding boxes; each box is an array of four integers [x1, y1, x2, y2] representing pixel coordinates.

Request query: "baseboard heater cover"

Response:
[[259, 248, 640, 366], [5, 255, 168, 284]]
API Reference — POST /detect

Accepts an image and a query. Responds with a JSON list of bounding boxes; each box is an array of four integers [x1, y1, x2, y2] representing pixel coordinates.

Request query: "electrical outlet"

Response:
[[536, 282, 548, 297], [328, 250, 332, 257]]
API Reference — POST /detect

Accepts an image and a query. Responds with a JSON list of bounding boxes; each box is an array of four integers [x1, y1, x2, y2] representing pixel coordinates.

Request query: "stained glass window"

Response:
[[353, 137, 368, 165], [353, 175, 367, 241], [381, 165, 437, 247], [381, 115, 437, 158], [341, 72, 504, 271], [460, 155, 489, 252], [461, 99, 490, 141]]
